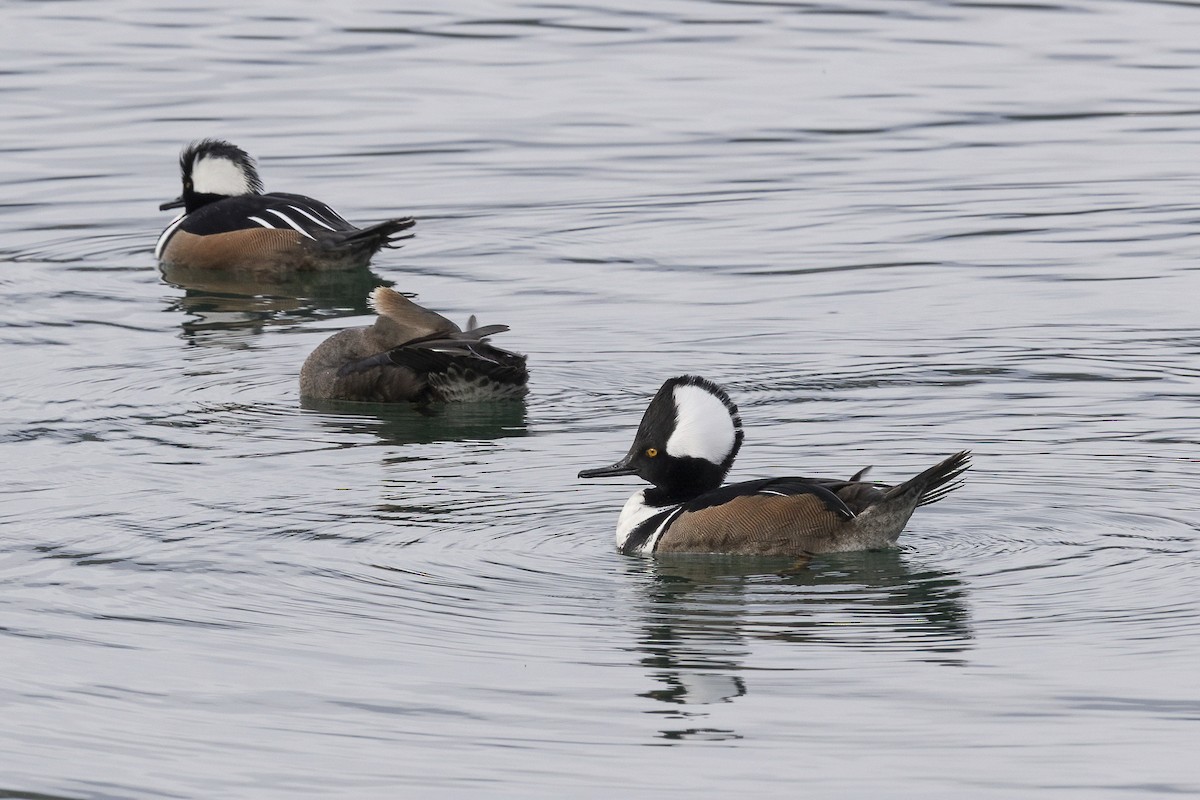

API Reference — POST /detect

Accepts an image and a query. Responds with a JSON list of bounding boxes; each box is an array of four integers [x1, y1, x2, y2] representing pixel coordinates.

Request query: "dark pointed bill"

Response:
[[578, 457, 638, 479], [159, 197, 185, 211]]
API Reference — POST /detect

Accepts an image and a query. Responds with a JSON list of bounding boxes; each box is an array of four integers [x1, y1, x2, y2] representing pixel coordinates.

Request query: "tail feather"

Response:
[[849, 466, 872, 482], [336, 217, 417, 252], [369, 287, 458, 337], [886, 450, 971, 507], [917, 478, 967, 508]]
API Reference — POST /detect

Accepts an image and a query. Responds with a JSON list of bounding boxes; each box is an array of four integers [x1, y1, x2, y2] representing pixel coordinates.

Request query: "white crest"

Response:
[[615, 490, 682, 554], [666, 383, 736, 465], [192, 154, 255, 196]]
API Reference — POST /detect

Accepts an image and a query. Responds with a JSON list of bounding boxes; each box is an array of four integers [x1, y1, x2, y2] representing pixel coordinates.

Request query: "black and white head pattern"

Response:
[[607, 376, 744, 540], [627, 375, 744, 495], [662, 376, 743, 469], [182, 139, 262, 197]]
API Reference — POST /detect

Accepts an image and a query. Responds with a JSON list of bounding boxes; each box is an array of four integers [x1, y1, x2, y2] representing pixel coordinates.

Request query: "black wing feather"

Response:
[[683, 477, 855, 520]]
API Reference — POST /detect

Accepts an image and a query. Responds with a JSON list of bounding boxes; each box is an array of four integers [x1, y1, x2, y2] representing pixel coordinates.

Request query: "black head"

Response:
[[578, 375, 744, 503], [160, 139, 263, 214]]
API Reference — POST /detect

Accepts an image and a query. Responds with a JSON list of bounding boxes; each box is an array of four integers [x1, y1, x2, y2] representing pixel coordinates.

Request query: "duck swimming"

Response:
[[156, 139, 415, 273], [300, 287, 528, 404], [579, 375, 970, 556]]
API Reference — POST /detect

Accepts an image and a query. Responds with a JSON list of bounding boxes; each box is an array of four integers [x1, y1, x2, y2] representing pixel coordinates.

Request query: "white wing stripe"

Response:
[[310, 201, 350, 226], [287, 205, 337, 231], [266, 209, 317, 240]]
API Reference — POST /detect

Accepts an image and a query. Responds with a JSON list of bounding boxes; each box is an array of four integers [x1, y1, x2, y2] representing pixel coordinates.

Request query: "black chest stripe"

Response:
[[620, 506, 683, 556]]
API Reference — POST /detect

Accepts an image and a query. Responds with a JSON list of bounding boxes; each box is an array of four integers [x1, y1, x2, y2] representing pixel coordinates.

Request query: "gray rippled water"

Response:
[[2, 0, 1199, 797]]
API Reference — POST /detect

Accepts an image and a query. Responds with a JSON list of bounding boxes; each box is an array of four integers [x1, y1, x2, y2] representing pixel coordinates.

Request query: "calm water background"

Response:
[[2, 0, 1198, 797]]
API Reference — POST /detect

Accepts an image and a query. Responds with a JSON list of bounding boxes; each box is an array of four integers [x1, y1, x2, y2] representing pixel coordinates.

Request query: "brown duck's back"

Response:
[[298, 325, 410, 401]]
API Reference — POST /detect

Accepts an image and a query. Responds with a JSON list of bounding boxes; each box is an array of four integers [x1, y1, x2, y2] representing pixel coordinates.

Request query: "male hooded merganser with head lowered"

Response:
[[579, 376, 970, 556], [156, 139, 415, 272], [300, 287, 528, 403]]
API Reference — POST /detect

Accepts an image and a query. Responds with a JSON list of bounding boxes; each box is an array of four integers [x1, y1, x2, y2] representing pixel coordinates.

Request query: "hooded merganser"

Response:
[[579, 375, 970, 556], [299, 287, 528, 403], [156, 139, 415, 272]]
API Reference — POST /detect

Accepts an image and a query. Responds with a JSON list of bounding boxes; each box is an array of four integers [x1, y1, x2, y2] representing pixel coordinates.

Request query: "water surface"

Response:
[[2, 0, 1198, 797]]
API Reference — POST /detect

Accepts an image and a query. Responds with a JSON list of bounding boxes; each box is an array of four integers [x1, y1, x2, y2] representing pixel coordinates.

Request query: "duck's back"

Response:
[[299, 325, 419, 402], [178, 193, 355, 238]]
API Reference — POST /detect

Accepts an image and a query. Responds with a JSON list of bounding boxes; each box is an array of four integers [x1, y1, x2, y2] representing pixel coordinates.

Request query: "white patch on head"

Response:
[[615, 489, 682, 554], [665, 383, 736, 465], [192, 155, 254, 196]]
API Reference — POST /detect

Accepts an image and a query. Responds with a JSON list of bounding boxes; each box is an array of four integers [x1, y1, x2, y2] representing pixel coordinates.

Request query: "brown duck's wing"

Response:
[[656, 479, 856, 556], [296, 327, 428, 402], [386, 338, 528, 396], [325, 359, 429, 403]]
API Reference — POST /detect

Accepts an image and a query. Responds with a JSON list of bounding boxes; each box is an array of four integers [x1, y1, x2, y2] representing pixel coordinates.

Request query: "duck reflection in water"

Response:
[[623, 551, 972, 742], [162, 262, 392, 345], [302, 393, 528, 447]]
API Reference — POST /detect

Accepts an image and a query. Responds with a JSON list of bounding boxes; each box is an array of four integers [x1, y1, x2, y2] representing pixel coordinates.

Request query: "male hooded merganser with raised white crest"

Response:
[[300, 287, 528, 403], [156, 139, 415, 272], [579, 376, 970, 556]]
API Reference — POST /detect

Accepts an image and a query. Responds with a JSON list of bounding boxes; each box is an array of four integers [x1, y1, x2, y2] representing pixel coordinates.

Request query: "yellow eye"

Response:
[[645, 447, 658, 458]]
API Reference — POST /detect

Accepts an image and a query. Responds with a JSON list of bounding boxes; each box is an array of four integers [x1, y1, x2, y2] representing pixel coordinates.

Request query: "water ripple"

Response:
[[3, 0, 1200, 796]]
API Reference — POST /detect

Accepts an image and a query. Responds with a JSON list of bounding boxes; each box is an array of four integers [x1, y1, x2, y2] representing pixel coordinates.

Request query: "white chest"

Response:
[[615, 490, 682, 555]]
